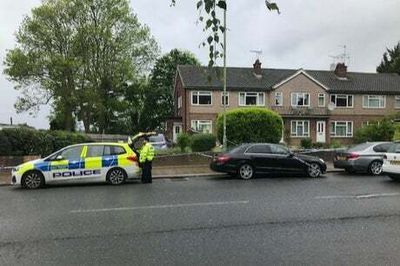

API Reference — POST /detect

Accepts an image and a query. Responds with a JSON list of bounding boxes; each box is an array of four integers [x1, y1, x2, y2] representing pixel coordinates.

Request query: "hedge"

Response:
[[216, 108, 283, 146], [190, 133, 216, 152], [0, 128, 92, 157], [354, 119, 395, 143]]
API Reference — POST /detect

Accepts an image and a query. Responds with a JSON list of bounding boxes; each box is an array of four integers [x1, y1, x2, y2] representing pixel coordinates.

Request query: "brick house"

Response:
[[166, 60, 400, 146]]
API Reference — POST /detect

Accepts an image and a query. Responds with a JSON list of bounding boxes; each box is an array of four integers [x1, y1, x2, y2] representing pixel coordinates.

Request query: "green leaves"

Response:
[[171, 0, 280, 68], [265, 0, 280, 14]]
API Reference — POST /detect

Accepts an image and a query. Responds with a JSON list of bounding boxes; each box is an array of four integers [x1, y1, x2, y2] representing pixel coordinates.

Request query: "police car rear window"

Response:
[[87, 145, 104, 157], [104, 145, 126, 156]]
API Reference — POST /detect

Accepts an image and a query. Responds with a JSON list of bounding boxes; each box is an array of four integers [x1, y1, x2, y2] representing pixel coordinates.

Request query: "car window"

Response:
[[373, 143, 391, 153], [388, 143, 400, 153], [60, 146, 83, 160], [246, 145, 271, 154], [104, 145, 126, 156], [86, 145, 104, 157], [270, 144, 289, 155], [348, 143, 373, 152], [149, 135, 164, 142]]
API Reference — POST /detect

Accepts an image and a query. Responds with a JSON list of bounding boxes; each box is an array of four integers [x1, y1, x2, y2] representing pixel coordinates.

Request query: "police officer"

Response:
[[139, 136, 155, 183]]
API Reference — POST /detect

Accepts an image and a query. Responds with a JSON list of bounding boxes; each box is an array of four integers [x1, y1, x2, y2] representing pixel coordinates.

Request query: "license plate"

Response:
[[390, 160, 400, 165], [337, 156, 346, 161]]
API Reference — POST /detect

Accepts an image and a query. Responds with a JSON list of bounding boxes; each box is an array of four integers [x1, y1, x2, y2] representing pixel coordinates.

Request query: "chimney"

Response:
[[334, 63, 347, 78], [253, 59, 262, 78]]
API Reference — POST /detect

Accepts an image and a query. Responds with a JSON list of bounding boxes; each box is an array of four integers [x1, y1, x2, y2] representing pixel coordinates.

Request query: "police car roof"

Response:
[[67, 142, 127, 147]]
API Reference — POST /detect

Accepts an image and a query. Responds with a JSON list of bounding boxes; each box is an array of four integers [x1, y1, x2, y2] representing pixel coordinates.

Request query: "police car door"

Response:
[[83, 145, 105, 181], [51, 145, 84, 182]]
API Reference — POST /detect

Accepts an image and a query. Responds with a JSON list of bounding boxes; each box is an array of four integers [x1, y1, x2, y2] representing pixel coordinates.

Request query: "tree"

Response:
[[146, 49, 200, 128], [377, 42, 400, 75], [171, 0, 279, 67], [216, 108, 283, 145], [4, 0, 159, 132]]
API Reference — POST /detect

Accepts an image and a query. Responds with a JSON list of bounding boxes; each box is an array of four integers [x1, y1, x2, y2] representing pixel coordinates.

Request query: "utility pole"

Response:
[[222, 5, 227, 152]]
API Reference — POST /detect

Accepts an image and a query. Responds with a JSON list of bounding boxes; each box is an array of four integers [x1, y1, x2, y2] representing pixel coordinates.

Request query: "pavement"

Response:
[[1, 172, 400, 265], [0, 162, 340, 186]]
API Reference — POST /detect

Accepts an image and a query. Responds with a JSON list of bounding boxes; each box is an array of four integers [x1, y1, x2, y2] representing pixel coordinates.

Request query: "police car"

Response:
[[12, 142, 140, 189], [382, 142, 400, 181]]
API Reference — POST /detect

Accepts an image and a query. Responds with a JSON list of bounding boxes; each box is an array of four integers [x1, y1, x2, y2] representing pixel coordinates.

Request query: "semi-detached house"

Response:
[[167, 60, 400, 146]]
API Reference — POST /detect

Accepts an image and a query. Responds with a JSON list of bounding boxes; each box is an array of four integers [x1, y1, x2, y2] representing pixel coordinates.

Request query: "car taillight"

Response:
[[127, 156, 137, 162], [216, 155, 230, 163], [347, 152, 359, 160]]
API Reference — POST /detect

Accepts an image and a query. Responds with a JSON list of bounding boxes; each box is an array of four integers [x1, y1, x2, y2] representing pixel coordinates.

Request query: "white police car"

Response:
[[382, 142, 400, 181], [12, 142, 140, 189]]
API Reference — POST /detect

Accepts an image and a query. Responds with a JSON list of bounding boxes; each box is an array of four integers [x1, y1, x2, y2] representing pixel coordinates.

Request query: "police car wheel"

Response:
[[107, 168, 127, 185], [21, 170, 44, 189]]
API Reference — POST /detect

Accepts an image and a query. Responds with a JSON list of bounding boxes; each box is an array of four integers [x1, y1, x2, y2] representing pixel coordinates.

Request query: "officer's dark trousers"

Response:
[[141, 161, 152, 183]]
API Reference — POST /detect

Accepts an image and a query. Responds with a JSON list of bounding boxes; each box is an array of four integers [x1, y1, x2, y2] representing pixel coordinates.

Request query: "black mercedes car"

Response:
[[210, 143, 327, 179]]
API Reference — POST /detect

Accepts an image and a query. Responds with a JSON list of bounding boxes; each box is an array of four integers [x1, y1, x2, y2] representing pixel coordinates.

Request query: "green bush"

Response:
[[312, 142, 324, 149], [354, 119, 395, 143], [216, 108, 283, 146], [393, 124, 400, 141], [0, 128, 92, 156], [330, 139, 342, 149], [177, 133, 191, 152], [190, 133, 216, 152], [300, 138, 312, 149]]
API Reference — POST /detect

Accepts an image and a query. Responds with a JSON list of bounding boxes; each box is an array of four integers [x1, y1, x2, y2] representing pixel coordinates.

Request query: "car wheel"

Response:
[[368, 161, 383, 176], [239, 164, 254, 180], [388, 174, 400, 182], [307, 163, 322, 178], [21, 170, 45, 189], [107, 168, 127, 185]]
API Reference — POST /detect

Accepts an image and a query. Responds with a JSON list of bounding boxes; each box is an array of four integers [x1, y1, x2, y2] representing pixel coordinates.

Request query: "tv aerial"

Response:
[[250, 49, 263, 61]]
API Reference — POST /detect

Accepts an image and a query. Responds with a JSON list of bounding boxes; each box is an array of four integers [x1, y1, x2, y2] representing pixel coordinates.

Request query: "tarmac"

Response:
[[0, 163, 340, 186]]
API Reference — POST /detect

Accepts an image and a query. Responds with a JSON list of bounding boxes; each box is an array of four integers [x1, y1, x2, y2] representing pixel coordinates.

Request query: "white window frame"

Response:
[[274, 92, 283, 106], [330, 121, 353, 138], [238, 92, 265, 106], [291, 92, 310, 107], [177, 96, 182, 109], [330, 94, 353, 108], [318, 93, 325, 107], [191, 120, 212, 133], [191, 91, 212, 106], [362, 95, 385, 109], [221, 92, 229, 106], [290, 120, 310, 138], [395, 96, 400, 109]]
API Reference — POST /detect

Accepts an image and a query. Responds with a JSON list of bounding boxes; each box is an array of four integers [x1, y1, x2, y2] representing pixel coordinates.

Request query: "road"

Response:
[[1, 172, 400, 265]]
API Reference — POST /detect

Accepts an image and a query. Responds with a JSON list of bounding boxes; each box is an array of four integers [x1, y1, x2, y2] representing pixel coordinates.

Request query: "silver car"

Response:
[[333, 142, 392, 175]]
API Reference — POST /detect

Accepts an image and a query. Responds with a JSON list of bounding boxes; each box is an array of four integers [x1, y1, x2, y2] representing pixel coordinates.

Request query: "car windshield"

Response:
[[348, 143, 373, 152], [149, 135, 164, 142]]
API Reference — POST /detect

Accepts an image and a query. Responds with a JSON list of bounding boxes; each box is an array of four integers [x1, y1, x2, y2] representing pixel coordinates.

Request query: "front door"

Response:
[[173, 123, 183, 143], [316, 121, 326, 143]]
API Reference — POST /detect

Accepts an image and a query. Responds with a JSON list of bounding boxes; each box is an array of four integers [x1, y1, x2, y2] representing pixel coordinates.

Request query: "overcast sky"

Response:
[[1, 0, 399, 129]]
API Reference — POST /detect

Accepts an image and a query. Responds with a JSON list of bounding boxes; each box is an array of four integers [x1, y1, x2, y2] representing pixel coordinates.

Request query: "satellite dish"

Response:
[[328, 102, 335, 111]]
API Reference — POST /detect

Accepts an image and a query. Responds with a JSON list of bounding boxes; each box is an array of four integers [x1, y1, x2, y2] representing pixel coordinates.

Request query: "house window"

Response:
[[275, 92, 283, 106], [363, 95, 385, 108], [318, 93, 325, 107], [330, 94, 353, 107], [221, 92, 229, 106], [395, 96, 400, 109], [239, 92, 265, 106], [291, 120, 310, 137], [191, 91, 212, 105], [291, 93, 310, 107], [330, 121, 353, 137], [177, 96, 182, 109], [191, 120, 212, 133]]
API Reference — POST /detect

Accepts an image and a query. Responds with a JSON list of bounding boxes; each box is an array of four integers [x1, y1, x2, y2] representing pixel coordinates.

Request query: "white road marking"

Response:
[[70, 200, 250, 213], [315, 193, 400, 200]]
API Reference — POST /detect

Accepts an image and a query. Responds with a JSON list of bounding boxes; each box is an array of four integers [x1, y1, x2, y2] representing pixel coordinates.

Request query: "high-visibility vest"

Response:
[[139, 142, 155, 163]]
